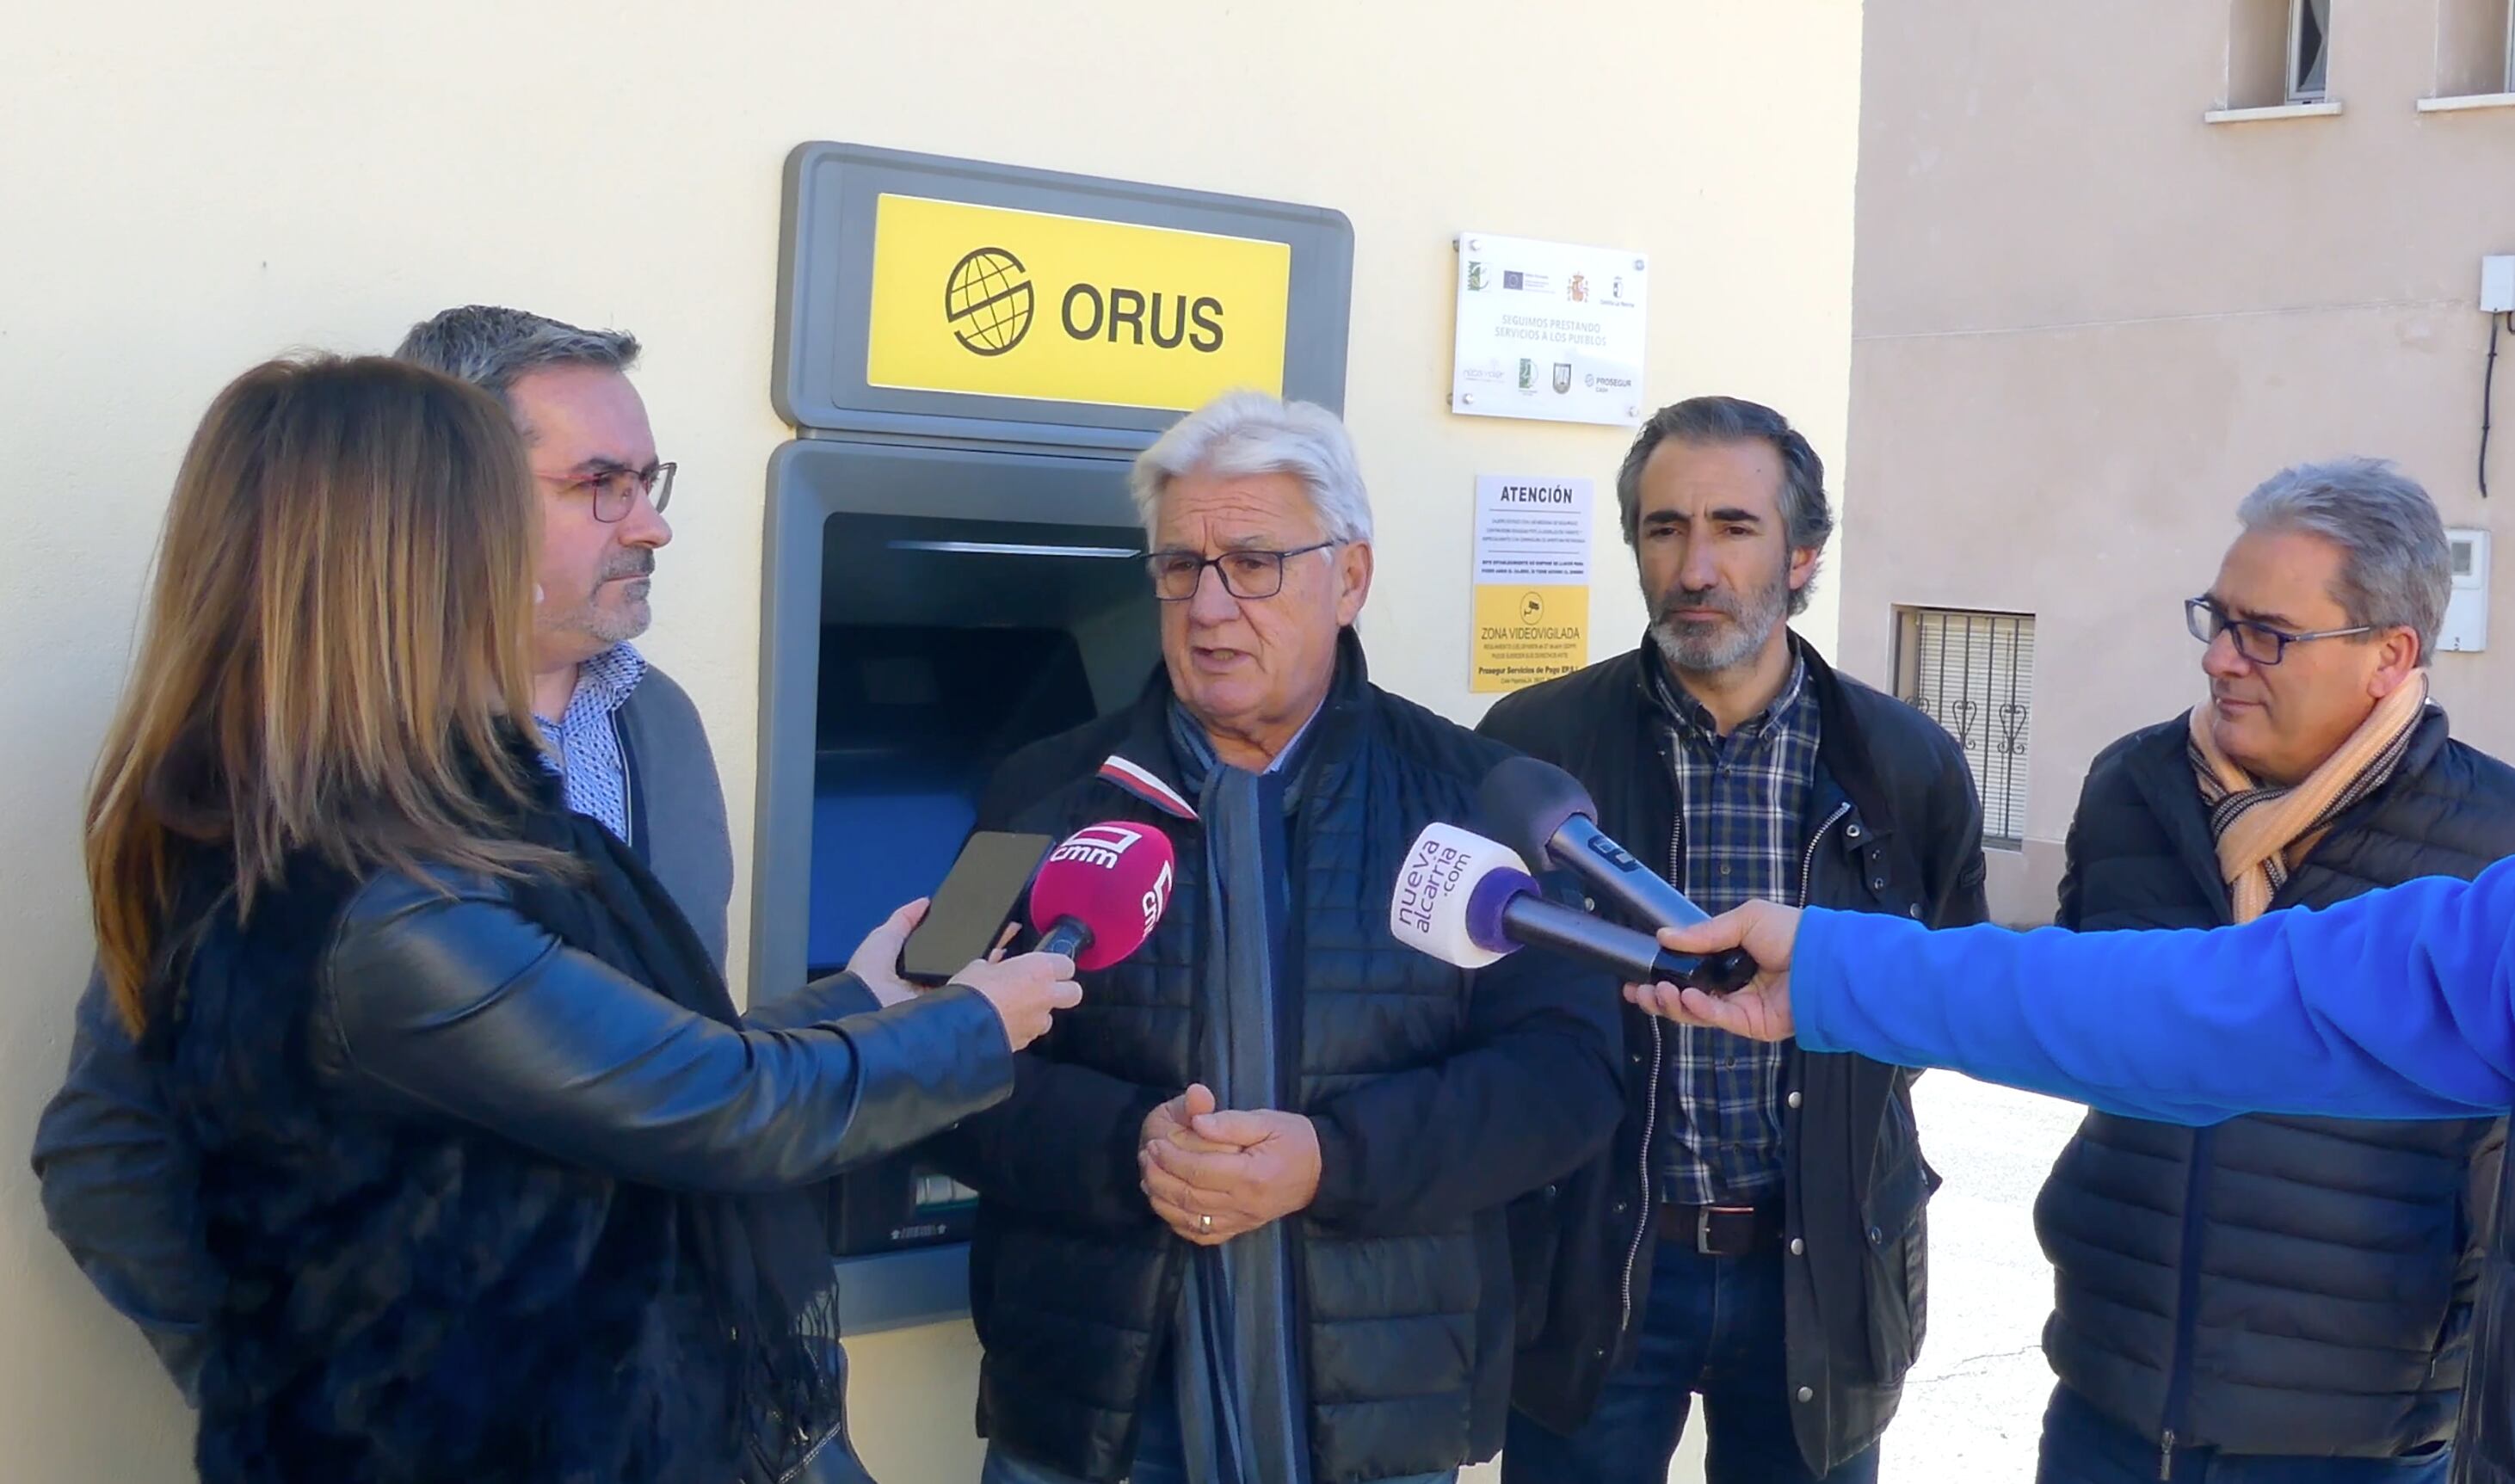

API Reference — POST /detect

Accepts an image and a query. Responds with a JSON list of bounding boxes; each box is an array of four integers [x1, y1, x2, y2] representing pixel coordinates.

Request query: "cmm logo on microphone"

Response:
[[1050, 822, 1147, 871], [1140, 859, 1174, 935], [945, 246, 1034, 356]]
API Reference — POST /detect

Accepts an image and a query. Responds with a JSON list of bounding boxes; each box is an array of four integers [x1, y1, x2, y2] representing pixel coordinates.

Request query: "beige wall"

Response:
[[1843, 0, 2515, 924], [0, 3, 1859, 1477]]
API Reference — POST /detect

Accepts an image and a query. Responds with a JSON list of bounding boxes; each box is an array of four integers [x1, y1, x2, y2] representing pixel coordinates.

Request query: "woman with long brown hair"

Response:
[[87, 354, 1076, 1484]]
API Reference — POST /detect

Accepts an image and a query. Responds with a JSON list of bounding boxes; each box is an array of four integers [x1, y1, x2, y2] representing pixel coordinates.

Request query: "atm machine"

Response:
[[752, 142, 1353, 1332]]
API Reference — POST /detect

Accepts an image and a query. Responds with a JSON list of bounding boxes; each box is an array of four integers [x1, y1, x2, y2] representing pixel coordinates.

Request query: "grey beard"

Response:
[[1652, 614, 1766, 674], [539, 576, 652, 649], [589, 578, 652, 644], [1649, 579, 1788, 678]]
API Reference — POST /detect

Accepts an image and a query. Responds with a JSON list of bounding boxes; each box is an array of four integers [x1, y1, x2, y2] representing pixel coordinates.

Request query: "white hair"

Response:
[[1128, 390, 1374, 544]]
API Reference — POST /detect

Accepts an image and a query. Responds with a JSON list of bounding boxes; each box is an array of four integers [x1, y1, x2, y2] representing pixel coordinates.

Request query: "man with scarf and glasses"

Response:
[[2019, 459, 2514, 1483], [940, 391, 1624, 1484], [1479, 397, 1989, 1483]]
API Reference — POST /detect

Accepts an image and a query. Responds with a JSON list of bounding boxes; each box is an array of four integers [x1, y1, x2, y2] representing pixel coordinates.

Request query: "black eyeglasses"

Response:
[[2185, 596, 2371, 667], [538, 460, 675, 523], [1146, 540, 1339, 601]]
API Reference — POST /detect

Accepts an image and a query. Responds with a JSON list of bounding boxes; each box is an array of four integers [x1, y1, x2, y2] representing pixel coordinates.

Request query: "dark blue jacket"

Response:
[[1789, 859, 2515, 1484], [2039, 709, 2511, 1460], [932, 631, 1625, 1484]]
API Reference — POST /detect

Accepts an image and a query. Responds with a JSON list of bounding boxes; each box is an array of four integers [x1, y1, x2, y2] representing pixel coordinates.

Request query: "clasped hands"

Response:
[[1137, 1083, 1322, 1247]]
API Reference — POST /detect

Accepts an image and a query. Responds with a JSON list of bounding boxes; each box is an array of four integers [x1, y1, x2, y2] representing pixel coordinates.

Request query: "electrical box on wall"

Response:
[[2485, 256, 2515, 314], [2441, 528, 2490, 652]]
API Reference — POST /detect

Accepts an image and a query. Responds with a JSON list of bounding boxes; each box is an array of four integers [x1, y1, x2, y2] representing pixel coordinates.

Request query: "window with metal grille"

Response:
[[1894, 608, 2035, 850]]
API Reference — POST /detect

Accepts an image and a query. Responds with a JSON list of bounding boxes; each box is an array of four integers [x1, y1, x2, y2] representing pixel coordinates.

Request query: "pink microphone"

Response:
[[1027, 822, 1179, 970]]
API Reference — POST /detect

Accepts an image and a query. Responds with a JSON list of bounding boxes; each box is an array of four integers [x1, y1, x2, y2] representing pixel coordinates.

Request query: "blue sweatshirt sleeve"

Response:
[[1790, 860, 2515, 1124]]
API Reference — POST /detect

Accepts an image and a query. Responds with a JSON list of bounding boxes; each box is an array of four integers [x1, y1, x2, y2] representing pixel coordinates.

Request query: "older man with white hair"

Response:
[[934, 391, 1624, 1484]]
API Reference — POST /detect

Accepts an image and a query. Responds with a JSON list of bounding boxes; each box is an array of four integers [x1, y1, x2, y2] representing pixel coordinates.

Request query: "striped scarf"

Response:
[[2186, 674, 2429, 924]]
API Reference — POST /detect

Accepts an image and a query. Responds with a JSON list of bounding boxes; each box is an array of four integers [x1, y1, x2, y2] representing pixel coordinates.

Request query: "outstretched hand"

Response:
[[1624, 900, 1802, 1043]]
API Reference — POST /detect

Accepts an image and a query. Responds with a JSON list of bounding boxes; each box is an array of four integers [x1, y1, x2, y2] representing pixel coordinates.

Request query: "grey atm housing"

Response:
[[755, 143, 1352, 1333]]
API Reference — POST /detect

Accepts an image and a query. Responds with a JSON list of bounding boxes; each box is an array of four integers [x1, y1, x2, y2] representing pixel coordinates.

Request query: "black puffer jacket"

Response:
[[2041, 707, 2515, 1461], [1479, 633, 1988, 1475], [2459, 1169, 2515, 1484], [934, 632, 1624, 1484]]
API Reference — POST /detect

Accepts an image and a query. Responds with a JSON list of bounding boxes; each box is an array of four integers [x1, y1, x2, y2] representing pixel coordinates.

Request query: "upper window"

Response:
[[2434, 0, 2515, 98], [2222, 0, 2339, 112], [2287, 0, 2331, 102]]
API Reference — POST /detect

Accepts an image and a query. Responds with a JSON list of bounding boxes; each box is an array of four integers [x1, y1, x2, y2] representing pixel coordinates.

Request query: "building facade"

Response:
[[1844, 0, 2515, 922], [0, 3, 1860, 1480]]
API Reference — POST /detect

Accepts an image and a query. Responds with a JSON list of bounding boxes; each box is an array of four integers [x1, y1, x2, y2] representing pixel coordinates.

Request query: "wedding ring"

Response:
[[1199, 1213, 1213, 1234]]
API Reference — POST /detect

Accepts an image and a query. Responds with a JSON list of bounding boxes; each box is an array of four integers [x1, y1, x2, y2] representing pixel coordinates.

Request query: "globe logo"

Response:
[[945, 246, 1033, 356]]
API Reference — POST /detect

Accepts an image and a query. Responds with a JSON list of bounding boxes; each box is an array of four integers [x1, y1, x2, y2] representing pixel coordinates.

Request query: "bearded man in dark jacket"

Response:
[[1482, 397, 1988, 1484]]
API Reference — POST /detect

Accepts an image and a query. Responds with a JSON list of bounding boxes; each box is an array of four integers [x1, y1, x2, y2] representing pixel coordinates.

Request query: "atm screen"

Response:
[[805, 509, 1161, 973], [808, 624, 1104, 971], [786, 488, 1161, 1263]]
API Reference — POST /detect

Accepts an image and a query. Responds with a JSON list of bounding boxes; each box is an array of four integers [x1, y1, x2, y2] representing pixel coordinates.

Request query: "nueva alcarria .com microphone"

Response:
[[1476, 755, 1757, 992], [1027, 822, 1179, 969], [1388, 823, 1754, 989]]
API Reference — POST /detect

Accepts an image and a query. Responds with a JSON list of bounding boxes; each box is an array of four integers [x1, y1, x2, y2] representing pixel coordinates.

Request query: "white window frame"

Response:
[[2288, 0, 2331, 102]]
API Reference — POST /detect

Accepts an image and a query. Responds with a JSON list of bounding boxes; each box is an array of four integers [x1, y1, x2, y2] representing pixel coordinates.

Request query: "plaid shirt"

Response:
[[1646, 654, 1820, 1205]]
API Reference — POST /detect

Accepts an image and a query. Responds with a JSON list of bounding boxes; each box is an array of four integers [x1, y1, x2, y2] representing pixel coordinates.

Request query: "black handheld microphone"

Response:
[[1496, 885, 1735, 984], [1477, 755, 1759, 993], [1390, 823, 1757, 989]]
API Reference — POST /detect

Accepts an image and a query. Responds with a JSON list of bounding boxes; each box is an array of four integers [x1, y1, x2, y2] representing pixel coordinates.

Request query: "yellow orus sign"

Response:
[[864, 194, 1292, 413]]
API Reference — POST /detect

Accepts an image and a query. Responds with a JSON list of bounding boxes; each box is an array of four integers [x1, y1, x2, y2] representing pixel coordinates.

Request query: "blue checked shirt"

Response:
[[1647, 654, 1819, 1205], [534, 643, 646, 842]]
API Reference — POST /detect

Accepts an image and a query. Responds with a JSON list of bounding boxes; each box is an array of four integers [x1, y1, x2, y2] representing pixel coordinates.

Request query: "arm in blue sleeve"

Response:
[[1791, 859, 2515, 1124]]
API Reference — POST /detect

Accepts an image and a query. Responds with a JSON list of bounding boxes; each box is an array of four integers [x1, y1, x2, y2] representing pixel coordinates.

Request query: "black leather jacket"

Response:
[[309, 869, 1013, 1194], [35, 659, 733, 1407], [35, 868, 1012, 1484], [33, 969, 220, 1396]]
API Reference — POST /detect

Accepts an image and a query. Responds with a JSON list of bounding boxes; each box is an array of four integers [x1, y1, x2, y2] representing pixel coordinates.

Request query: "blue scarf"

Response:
[[1164, 700, 1316, 1484]]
